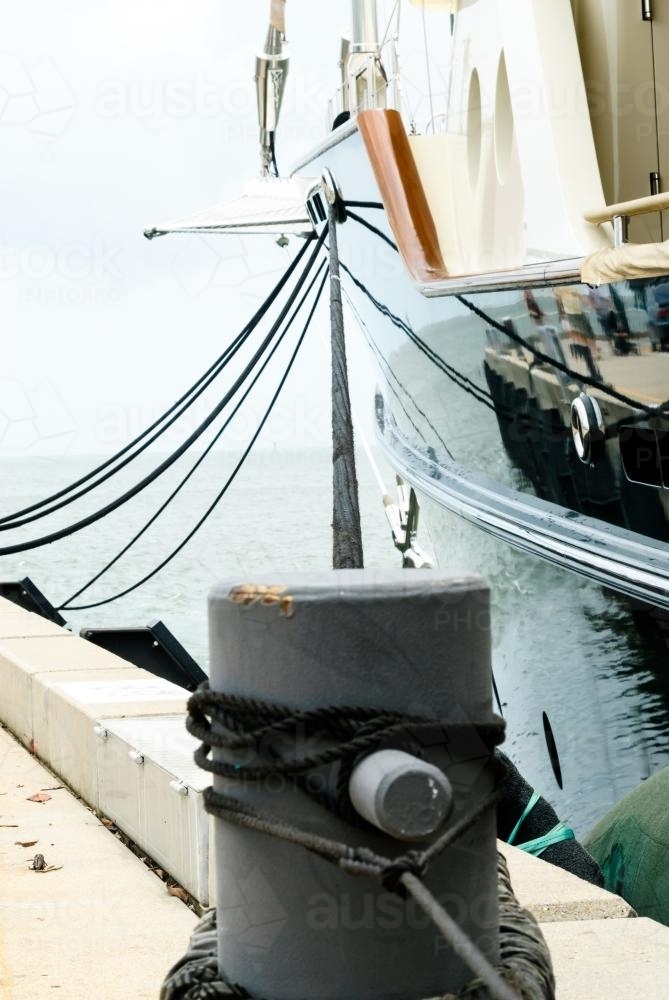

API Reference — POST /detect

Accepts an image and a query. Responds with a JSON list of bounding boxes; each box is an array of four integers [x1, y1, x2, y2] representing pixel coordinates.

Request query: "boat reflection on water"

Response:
[[420, 497, 669, 836]]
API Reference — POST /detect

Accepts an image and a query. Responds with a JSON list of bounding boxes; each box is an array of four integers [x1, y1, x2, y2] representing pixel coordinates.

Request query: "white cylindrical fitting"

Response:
[[349, 749, 454, 841], [351, 0, 380, 53]]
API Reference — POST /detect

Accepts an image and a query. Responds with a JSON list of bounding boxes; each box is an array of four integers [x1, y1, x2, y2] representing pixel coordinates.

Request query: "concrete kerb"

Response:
[[499, 843, 634, 922], [0, 724, 197, 1000]]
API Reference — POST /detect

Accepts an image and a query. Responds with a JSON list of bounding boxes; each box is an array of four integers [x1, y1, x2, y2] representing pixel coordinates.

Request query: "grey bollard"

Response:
[[209, 570, 498, 1000]]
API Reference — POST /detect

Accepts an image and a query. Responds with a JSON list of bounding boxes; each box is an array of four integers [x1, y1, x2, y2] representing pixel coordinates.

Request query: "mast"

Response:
[[351, 0, 380, 55], [255, 0, 289, 176], [349, 0, 384, 111]]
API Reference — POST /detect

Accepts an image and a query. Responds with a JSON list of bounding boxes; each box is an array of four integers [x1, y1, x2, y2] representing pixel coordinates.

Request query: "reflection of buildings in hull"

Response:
[[483, 288, 669, 544]]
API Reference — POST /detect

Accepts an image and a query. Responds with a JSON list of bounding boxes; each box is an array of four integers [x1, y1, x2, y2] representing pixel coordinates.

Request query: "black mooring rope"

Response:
[[339, 225, 567, 435], [163, 684, 554, 1000], [0, 231, 326, 559], [58, 261, 328, 610], [341, 286, 456, 460], [340, 259, 575, 444], [186, 686, 505, 781], [59, 261, 328, 611], [0, 239, 313, 531]]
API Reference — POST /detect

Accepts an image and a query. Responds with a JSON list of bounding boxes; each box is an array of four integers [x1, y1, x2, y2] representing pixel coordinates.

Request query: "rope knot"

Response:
[[381, 850, 428, 897]]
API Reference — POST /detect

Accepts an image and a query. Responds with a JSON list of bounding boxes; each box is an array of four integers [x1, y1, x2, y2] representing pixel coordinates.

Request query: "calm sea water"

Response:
[[2, 447, 669, 834], [0, 449, 399, 665]]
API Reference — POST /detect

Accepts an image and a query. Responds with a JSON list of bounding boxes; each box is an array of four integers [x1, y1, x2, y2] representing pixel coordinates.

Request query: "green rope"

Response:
[[514, 823, 576, 859], [507, 792, 542, 847], [507, 790, 575, 859]]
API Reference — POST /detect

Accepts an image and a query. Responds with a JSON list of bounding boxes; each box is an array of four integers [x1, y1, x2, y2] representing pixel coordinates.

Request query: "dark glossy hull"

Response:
[[301, 126, 669, 832]]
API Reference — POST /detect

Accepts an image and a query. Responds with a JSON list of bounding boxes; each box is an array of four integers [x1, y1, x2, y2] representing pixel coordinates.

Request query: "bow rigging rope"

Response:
[[340, 260, 505, 417], [345, 208, 398, 252], [329, 199, 364, 570], [454, 292, 669, 417], [341, 285, 455, 460], [344, 207, 669, 417]]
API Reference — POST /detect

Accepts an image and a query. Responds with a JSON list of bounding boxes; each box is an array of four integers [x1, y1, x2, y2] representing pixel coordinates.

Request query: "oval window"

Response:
[[494, 53, 514, 184], [467, 69, 482, 188]]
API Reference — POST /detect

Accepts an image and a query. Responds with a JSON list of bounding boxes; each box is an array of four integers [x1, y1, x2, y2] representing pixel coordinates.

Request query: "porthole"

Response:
[[571, 393, 605, 466]]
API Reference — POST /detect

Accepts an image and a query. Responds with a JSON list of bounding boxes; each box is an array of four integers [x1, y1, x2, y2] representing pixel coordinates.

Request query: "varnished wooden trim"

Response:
[[357, 109, 448, 283]]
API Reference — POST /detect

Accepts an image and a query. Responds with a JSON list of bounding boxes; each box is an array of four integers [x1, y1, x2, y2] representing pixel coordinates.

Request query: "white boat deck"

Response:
[[1, 596, 669, 999]]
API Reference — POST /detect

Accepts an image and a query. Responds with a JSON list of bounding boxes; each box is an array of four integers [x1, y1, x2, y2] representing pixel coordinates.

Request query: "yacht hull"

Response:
[[301, 125, 669, 832]]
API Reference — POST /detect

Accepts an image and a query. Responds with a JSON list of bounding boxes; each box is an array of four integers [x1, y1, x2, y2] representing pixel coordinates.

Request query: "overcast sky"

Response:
[[1, 1, 391, 457], [1, 1, 448, 460]]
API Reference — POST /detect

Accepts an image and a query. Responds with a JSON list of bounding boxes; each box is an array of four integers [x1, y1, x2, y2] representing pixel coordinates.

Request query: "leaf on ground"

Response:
[[167, 886, 189, 902], [15, 840, 38, 848], [40, 786, 63, 792], [27, 792, 51, 804]]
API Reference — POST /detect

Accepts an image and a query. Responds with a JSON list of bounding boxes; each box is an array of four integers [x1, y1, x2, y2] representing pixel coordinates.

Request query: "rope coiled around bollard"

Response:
[[160, 855, 554, 1000], [167, 684, 555, 1000]]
